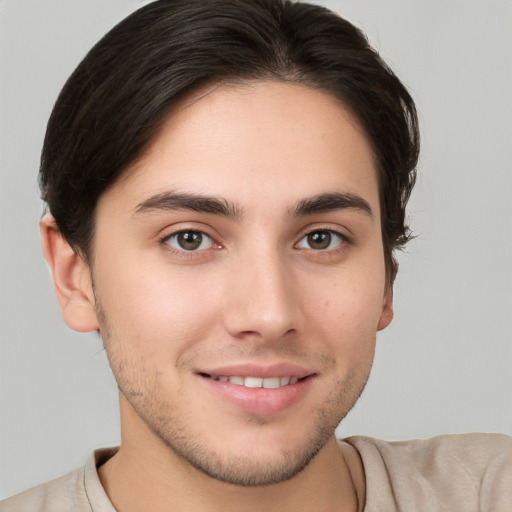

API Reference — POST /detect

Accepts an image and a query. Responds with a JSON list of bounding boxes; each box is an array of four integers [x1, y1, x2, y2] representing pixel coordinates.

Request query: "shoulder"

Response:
[[0, 448, 117, 512], [0, 467, 83, 512], [343, 433, 512, 511], [347, 432, 512, 468]]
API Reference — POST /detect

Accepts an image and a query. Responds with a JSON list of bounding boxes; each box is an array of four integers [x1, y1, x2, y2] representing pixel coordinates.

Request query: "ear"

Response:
[[40, 214, 99, 332], [377, 286, 394, 331]]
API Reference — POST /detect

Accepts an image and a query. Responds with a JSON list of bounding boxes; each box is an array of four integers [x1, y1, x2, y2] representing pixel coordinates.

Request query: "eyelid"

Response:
[[164, 230, 213, 251], [159, 224, 223, 257], [159, 222, 219, 242], [294, 226, 351, 251]]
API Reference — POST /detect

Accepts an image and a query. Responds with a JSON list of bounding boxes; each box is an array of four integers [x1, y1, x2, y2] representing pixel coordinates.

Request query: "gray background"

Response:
[[1, 0, 511, 499]]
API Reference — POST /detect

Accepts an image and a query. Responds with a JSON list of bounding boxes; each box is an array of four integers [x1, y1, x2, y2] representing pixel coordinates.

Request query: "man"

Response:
[[1, 0, 510, 510]]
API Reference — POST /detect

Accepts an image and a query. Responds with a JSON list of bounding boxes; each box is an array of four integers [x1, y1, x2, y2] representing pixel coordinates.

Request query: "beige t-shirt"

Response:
[[1, 434, 511, 511]]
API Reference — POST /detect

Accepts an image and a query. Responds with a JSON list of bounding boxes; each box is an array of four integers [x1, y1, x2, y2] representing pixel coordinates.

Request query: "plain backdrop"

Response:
[[1, 0, 511, 500]]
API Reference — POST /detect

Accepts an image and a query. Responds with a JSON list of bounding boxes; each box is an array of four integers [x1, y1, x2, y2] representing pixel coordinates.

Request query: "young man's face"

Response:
[[72, 81, 392, 485]]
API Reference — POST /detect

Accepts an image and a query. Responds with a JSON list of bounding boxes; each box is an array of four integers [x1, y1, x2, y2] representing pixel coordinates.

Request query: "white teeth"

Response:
[[244, 377, 263, 388], [262, 377, 281, 389], [210, 375, 301, 388]]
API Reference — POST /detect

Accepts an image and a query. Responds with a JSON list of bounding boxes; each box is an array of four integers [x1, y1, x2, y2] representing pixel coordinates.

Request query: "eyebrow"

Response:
[[134, 191, 243, 220], [134, 190, 373, 221], [289, 192, 373, 219]]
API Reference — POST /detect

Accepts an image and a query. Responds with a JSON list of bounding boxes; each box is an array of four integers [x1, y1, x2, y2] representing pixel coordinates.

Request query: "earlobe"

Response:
[[40, 214, 99, 332], [377, 287, 394, 331]]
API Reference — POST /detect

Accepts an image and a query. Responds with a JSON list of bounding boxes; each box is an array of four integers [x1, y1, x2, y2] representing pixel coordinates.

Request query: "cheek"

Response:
[[93, 257, 224, 362], [304, 267, 385, 358]]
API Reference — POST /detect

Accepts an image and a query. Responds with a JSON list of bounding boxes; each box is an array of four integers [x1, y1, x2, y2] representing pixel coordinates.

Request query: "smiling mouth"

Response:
[[200, 374, 309, 388]]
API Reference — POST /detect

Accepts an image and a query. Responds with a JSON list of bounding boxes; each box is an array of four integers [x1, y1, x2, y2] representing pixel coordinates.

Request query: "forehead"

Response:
[[101, 81, 380, 217]]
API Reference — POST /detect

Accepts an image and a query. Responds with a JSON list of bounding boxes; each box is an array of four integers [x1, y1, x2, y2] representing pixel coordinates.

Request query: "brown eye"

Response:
[[307, 231, 331, 250], [165, 230, 213, 251], [297, 230, 344, 251]]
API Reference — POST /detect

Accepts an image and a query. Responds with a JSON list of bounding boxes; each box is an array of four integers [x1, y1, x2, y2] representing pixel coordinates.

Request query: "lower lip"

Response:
[[199, 376, 313, 416]]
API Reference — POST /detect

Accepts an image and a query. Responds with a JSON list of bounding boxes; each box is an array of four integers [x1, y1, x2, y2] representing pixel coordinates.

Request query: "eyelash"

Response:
[[159, 227, 350, 257], [161, 229, 219, 257], [295, 228, 350, 252]]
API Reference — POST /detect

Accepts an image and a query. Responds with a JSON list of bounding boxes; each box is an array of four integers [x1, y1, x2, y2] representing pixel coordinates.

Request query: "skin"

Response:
[[41, 81, 393, 512]]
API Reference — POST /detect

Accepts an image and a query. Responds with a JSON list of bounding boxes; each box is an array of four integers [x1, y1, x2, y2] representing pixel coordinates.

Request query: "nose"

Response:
[[222, 248, 302, 343]]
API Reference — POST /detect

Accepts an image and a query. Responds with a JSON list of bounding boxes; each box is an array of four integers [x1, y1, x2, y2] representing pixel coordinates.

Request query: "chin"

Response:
[[141, 394, 349, 487], [161, 422, 332, 487]]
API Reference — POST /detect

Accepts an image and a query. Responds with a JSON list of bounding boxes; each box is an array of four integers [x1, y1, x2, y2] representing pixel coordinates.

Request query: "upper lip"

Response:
[[196, 363, 315, 379]]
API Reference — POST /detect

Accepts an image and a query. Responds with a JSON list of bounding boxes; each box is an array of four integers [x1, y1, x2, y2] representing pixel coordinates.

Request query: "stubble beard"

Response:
[[119, 375, 367, 487], [95, 300, 373, 487]]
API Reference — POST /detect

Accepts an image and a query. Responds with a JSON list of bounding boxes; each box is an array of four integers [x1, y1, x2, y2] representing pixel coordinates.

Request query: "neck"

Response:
[[98, 397, 360, 512]]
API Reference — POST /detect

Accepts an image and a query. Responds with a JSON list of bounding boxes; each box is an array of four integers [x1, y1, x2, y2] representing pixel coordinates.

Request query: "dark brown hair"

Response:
[[40, 0, 419, 284]]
